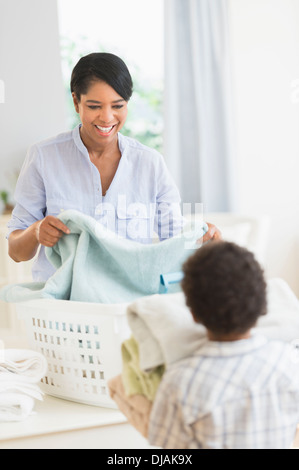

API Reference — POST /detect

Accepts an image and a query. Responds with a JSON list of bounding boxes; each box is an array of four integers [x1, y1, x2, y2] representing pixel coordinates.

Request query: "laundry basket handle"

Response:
[[159, 271, 184, 294]]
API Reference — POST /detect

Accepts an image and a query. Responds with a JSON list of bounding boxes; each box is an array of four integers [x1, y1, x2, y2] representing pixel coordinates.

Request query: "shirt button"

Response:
[[95, 204, 102, 215]]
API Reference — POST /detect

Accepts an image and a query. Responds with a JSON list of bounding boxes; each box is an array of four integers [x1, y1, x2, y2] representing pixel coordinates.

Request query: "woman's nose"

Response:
[[98, 107, 114, 123]]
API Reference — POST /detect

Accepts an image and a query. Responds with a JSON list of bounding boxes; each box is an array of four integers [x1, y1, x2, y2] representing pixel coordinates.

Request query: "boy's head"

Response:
[[181, 241, 267, 339]]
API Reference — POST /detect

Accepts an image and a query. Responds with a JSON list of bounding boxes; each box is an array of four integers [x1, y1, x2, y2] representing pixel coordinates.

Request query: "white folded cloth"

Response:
[[253, 278, 299, 342], [126, 278, 299, 372], [0, 349, 48, 381], [0, 349, 48, 422], [127, 292, 206, 371], [0, 393, 38, 422]]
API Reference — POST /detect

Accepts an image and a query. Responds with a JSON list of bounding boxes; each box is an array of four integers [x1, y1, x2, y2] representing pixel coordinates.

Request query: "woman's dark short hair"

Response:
[[181, 241, 267, 336], [70, 52, 133, 102]]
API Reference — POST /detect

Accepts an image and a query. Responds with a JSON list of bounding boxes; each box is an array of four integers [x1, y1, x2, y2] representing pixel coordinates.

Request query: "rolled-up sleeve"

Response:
[[7, 145, 46, 238]]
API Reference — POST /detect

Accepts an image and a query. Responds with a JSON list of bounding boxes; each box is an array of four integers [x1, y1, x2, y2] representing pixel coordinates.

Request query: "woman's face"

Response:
[[72, 80, 128, 148]]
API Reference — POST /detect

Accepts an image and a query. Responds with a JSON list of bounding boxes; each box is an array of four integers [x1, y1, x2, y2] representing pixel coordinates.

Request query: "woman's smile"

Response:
[[72, 80, 128, 149], [95, 124, 117, 137]]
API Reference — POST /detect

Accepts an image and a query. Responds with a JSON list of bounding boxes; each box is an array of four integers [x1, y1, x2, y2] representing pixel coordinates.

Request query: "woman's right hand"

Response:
[[35, 216, 70, 247]]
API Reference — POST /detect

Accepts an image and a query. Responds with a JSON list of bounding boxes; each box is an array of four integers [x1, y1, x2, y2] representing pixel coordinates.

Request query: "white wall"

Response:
[[0, 0, 67, 204], [228, 0, 299, 297]]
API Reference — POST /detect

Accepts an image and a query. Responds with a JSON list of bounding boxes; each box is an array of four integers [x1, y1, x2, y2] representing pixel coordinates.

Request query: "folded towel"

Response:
[[121, 337, 164, 400], [0, 349, 48, 382], [126, 278, 299, 371], [0, 349, 47, 422], [253, 278, 299, 342], [0, 392, 42, 422], [126, 292, 206, 371], [0, 381, 44, 399], [0, 210, 207, 304], [108, 374, 152, 438]]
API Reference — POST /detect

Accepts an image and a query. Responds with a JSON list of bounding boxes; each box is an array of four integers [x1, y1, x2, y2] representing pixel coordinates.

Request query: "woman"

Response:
[[7, 52, 220, 282]]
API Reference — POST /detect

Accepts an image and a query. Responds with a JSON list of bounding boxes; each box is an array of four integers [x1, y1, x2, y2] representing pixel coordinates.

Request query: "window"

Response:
[[57, 0, 164, 153]]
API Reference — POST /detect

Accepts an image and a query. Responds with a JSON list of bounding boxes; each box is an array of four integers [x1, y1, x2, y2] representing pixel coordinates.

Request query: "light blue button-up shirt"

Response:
[[7, 125, 183, 281]]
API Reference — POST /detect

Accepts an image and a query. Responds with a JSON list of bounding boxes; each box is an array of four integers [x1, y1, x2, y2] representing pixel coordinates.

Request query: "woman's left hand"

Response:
[[197, 222, 222, 245]]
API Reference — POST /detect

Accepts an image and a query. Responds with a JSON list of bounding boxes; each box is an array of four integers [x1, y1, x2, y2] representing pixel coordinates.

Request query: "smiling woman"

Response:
[[75, 82, 128, 195], [71, 54, 130, 151], [76, 86, 127, 141], [6, 53, 188, 282], [58, 0, 164, 152], [6, 51, 221, 283]]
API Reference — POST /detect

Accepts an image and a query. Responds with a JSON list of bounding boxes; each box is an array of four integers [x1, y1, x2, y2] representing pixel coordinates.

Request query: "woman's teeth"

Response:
[[96, 125, 114, 133]]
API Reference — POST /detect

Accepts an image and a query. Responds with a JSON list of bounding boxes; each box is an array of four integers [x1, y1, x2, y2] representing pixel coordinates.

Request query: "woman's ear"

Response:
[[72, 92, 80, 113]]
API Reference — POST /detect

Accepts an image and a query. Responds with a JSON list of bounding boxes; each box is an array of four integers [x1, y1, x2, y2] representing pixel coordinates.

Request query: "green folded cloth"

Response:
[[121, 336, 165, 401]]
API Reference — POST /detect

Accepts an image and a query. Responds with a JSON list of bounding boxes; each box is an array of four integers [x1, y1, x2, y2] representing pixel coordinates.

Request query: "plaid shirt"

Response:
[[148, 334, 299, 449]]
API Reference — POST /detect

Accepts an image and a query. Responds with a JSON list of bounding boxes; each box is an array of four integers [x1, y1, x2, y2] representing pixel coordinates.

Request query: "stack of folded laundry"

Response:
[[0, 348, 48, 422], [108, 291, 206, 438], [108, 337, 165, 438]]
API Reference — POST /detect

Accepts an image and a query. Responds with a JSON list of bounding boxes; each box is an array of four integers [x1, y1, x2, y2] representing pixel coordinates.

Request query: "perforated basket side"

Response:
[[16, 299, 131, 407]]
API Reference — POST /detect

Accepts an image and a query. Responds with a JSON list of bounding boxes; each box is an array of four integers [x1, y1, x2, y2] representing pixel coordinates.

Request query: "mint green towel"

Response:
[[0, 210, 205, 304]]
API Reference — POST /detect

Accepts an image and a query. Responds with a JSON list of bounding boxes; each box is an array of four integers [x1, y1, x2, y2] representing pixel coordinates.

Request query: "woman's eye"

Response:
[[87, 105, 124, 110]]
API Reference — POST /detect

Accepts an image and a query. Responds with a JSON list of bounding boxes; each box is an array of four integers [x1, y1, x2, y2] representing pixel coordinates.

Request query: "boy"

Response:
[[148, 241, 299, 449]]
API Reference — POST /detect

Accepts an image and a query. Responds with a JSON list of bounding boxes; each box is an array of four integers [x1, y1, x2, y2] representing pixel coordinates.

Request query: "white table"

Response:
[[0, 394, 153, 449]]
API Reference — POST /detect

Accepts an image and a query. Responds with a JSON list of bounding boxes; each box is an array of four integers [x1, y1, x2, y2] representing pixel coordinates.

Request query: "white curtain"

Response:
[[163, 0, 237, 212]]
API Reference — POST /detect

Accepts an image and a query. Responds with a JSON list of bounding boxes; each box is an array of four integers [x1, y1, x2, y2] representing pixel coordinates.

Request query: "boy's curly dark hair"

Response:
[[181, 241, 267, 336]]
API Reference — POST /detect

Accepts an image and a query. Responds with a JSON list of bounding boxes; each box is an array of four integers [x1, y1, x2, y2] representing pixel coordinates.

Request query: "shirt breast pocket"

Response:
[[46, 199, 78, 217]]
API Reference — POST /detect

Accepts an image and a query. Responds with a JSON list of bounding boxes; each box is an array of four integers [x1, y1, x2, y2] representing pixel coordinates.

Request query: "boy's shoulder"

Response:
[[161, 335, 299, 393]]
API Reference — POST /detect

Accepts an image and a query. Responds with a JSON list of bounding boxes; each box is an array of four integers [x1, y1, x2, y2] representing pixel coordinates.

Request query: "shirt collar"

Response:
[[198, 334, 269, 357], [72, 124, 126, 159], [72, 124, 89, 158], [116, 132, 127, 155]]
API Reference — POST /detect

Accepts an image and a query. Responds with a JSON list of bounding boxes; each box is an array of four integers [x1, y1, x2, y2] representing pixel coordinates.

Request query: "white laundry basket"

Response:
[[16, 298, 131, 408]]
